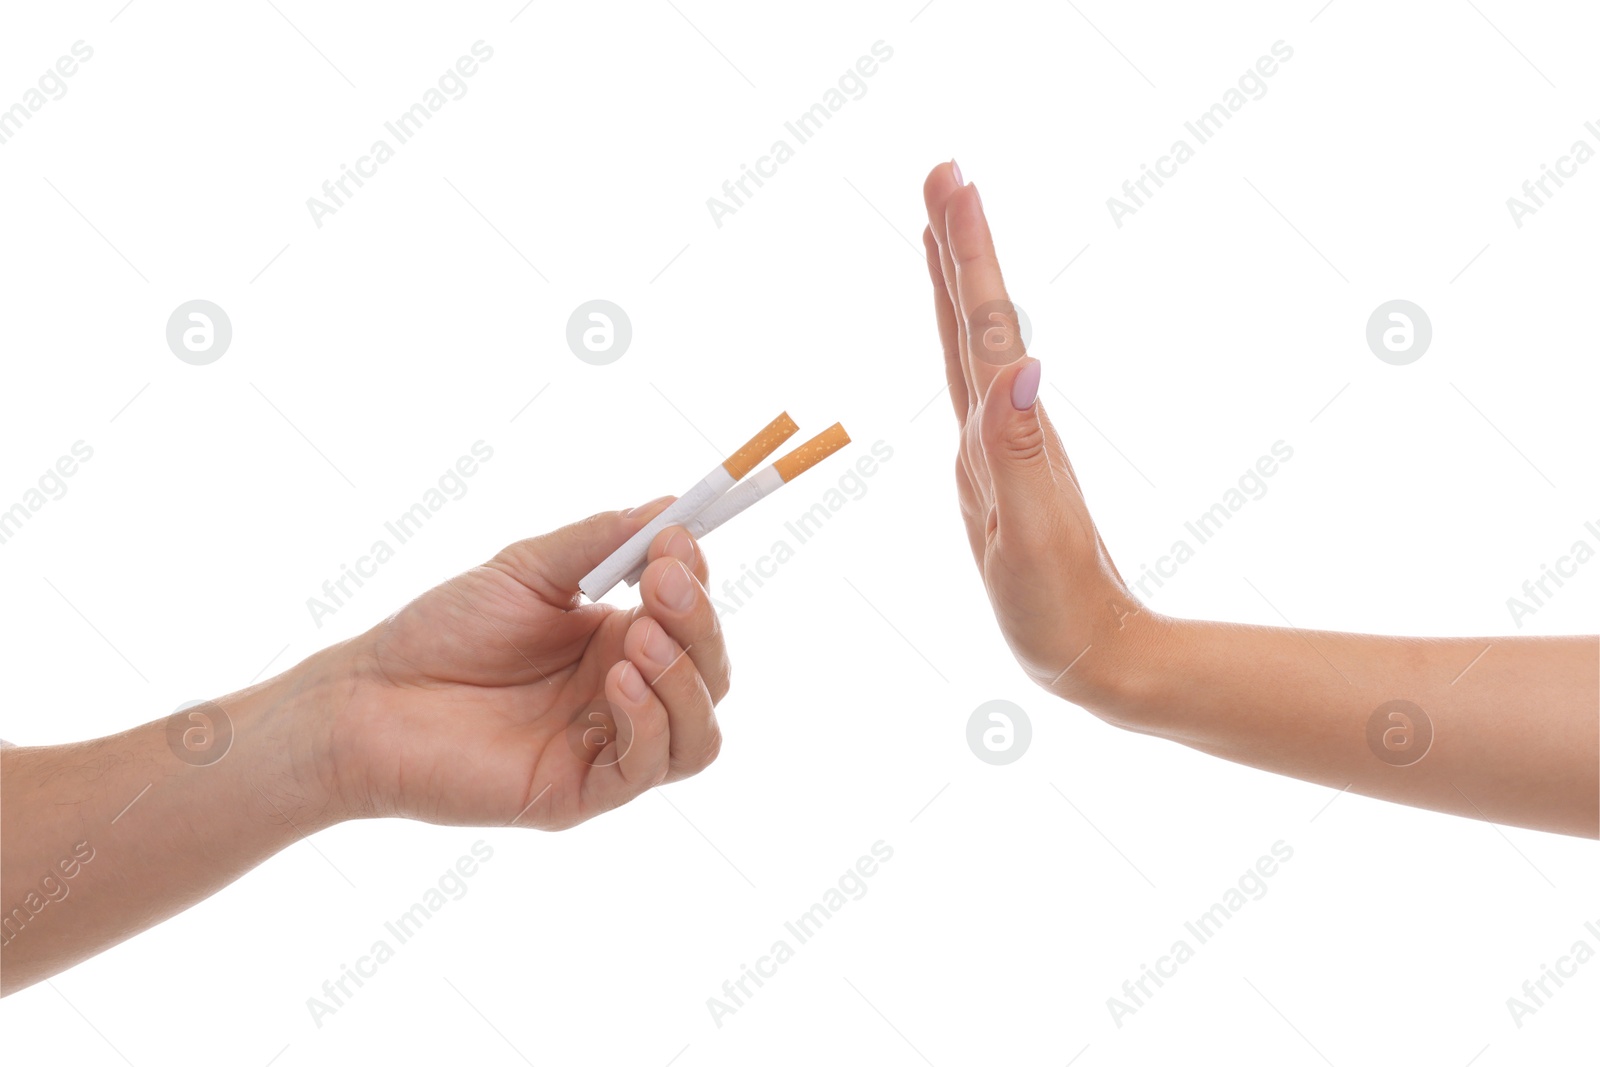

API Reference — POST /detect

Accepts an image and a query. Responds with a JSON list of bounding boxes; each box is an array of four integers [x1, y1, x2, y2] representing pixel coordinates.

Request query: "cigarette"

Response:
[[579, 412, 799, 601], [622, 423, 851, 586]]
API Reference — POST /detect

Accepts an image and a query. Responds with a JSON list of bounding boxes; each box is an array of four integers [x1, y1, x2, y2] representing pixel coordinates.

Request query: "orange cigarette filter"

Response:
[[583, 411, 799, 599], [723, 411, 799, 479], [773, 423, 851, 482], [619, 420, 853, 587]]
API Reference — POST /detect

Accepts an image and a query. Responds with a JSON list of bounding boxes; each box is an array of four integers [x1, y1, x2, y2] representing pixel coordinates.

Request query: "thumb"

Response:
[[978, 357, 1058, 545], [496, 495, 676, 603]]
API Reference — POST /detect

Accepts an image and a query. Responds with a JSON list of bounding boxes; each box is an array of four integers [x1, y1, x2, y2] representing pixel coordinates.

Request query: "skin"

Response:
[[921, 159, 1598, 839], [1, 167, 1592, 1005], [0, 500, 730, 995]]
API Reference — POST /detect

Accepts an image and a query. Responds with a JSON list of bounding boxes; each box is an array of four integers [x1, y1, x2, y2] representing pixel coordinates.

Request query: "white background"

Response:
[[2, 1, 1597, 1064]]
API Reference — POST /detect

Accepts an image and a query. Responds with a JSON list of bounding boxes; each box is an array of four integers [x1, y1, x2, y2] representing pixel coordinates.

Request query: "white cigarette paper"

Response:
[[623, 423, 851, 587], [621, 468, 778, 586], [578, 412, 798, 601]]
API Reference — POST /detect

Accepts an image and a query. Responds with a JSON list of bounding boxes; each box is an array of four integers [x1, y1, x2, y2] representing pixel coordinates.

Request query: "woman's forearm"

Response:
[[1091, 614, 1598, 837], [920, 163, 1596, 838]]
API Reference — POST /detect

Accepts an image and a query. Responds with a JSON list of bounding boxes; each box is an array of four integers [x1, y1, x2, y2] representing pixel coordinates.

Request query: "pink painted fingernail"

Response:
[[1012, 359, 1041, 410], [951, 158, 964, 186]]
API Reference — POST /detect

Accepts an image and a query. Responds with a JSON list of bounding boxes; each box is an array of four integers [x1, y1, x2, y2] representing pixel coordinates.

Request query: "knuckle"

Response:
[[954, 451, 973, 487], [999, 415, 1048, 462], [694, 725, 724, 772], [686, 535, 710, 582]]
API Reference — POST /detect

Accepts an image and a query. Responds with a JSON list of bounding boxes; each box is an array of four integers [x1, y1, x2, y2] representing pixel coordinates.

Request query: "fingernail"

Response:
[[663, 528, 696, 565], [618, 661, 649, 704], [656, 560, 696, 612], [642, 619, 676, 664], [951, 158, 964, 186], [625, 494, 673, 519], [1012, 359, 1041, 410]]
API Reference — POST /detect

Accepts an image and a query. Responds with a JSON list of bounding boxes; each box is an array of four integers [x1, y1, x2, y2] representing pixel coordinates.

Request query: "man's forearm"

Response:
[[0, 647, 349, 994], [1087, 615, 1598, 837]]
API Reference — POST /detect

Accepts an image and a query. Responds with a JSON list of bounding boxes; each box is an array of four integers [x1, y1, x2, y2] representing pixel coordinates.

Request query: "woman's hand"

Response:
[[328, 500, 731, 830], [920, 161, 1159, 711], [918, 161, 1596, 836]]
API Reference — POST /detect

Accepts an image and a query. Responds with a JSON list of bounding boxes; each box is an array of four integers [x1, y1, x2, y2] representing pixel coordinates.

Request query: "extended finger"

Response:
[[924, 161, 974, 405], [945, 183, 1027, 402], [923, 226, 967, 420]]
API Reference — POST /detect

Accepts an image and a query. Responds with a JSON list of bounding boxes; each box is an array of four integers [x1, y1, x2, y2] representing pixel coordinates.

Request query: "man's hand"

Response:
[[0, 500, 732, 994], [331, 499, 731, 830]]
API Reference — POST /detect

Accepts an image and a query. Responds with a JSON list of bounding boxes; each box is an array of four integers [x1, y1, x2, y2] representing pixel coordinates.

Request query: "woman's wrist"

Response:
[[1051, 603, 1184, 729]]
